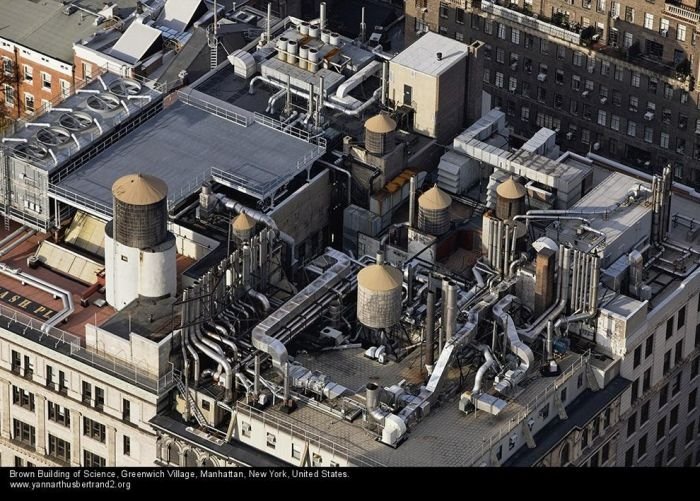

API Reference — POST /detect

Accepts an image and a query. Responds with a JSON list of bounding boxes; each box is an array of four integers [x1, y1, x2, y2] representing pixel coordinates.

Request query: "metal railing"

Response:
[[211, 166, 277, 200], [0, 303, 81, 350], [253, 112, 327, 149], [236, 401, 385, 467], [467, 349, 591, 465], [481, 1, 582, 45], [49, 183, 112, 218], [665, 3, 700, 23], [177, 90, 252, 126]]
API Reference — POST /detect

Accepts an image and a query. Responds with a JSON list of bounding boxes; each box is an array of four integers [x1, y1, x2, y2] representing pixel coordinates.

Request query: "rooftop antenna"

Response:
[[360, 7, 366, 43]]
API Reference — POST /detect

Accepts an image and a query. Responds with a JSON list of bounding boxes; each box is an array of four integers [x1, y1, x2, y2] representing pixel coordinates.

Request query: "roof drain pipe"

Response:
[[0, 262, 74, 333], [182, 290, 200, 386]]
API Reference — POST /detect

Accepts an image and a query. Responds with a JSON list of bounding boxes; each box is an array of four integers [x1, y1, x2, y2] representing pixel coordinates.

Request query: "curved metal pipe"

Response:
[[247, 288, 271, 312], [472, 345, 496, 394]]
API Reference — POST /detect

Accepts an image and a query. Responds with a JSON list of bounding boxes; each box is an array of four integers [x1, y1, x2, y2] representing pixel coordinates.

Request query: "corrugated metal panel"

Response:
[[35, 241, 103, 285]]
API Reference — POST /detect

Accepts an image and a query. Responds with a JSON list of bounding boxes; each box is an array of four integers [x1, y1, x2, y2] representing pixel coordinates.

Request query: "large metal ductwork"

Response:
[[424, 289, 436, 370], [492, 295, 534, 394]]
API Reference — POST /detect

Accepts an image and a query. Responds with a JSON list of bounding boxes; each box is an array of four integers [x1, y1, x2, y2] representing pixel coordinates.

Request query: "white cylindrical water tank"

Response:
[[309, 24, 320, 38], [357, 257, 402, 329], [299, 22, 310, 36], [330, 32, 340, 46], [307, 48, 320, 72], [287, 39, 298, 65], [276, 37, 288, 62], [298, 45, 309, 69], [321, 29, 331, 44], [139, 235, 177, 299]]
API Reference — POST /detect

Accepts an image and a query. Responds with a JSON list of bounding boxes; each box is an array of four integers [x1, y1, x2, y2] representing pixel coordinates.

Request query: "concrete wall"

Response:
[[169, 222, 219, 260]]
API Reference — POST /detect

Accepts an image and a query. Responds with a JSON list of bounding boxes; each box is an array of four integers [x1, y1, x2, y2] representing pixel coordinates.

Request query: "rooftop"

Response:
[[55, 88, 325, 211], [390, 32, 469, 76], [0, 0, 139, 63]]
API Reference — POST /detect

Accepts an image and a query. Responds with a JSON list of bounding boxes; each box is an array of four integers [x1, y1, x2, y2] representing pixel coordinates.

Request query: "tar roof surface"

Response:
[[56, 96, 322, 208], [0, 0, 138, 63]]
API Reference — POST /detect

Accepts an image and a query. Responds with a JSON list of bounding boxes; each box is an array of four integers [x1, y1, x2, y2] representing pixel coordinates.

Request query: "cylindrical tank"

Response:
[[495, 177, 526, 221], [418, 185, 452, 236], [364, 114, 397, 156], [321, 29, 331, 44], [276, 37, 288, 62], [287, 39, 298, 65], [309, 24, 320, 38], [232, 212, 256, 243], [357, 254, 402, 329], [299, 22, 310, 36], [298, 45, 309, 69], [112, 173, 168, 249], [307, 48, 320, 72], [330, 32, 340, 46]]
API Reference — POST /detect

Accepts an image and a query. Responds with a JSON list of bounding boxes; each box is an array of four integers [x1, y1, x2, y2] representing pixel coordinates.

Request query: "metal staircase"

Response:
[[173, 369, 209, 427]]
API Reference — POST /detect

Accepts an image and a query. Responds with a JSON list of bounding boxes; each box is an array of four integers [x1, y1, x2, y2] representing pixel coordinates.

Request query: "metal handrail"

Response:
[[178, 90, 251, 126], [236, 401, 385, 467], [48, 183, 112, 218], [467, 349, 591, 465]]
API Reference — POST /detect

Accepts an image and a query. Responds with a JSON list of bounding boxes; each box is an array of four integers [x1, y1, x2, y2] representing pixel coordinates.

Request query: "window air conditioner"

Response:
[[600, 97, 608, 104], [566, 131, 574, 140], [537, 73, 547, 82]]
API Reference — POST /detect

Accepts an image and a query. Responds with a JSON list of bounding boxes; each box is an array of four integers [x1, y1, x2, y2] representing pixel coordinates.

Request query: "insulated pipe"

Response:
[[365, 383, 387, 422], [503, 223, 511, 277], [496, 220, 504, 275], [0, 226, 28, 249], [190, 309, 233, 402], [473, 267, 485, 288], [266, 88, 286, 113], [182, 290, 200, 385], [206, 323, 239, 357], [316, 159, 351, 206], [472, 345, 496, 394], [266, 2, 271, 44], [319, 2, 327, 30], [409, 175, 417, 228], [0, 229, 37, 258], [425, 289, 435, 368], [381, 62, 388, 106], [445, 282, 457, 343], [0, 262, 74, 333], [247, 288, 271, 312], [570, 251, 579, 312], [546, 320, 554, 360]]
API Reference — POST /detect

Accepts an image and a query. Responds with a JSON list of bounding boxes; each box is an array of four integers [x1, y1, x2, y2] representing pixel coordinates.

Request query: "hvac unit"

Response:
[[600, 97, 608, 104], [566, 131, 574, 140], [644, 111, 654, 121], [537, 73, 547, 82], [592, 142, 601, 151]]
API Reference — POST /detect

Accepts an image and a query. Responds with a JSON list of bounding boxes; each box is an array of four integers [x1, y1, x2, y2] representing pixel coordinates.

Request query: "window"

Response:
[[291, 443, 301, 460], [484, 20, 493, 35], [83, 417, 106, 443], [631, 72, 641, 87], [456, 8, 465, 24], [495, 72, 504, 88], [670, 405, 679, 429], [561, 387, 568, 403], [581, 428, 589, 448], [48, 435, 70, 463], [644, 127, 653, 144], [511, 28, 520, 45], [123, 399, 130, 422], [597, 110, 607, 126], [678, 306, 686, 329], [312, 453, 323, 466], [95, 386, 104, 410], [632, 346, 642, 369], [83, 450, 105, 467], [601, 442, 610, 463], [572, 75, 581, 91], [645, 336, 654, 358], [655, 451, 664, 466], [644, 13, 654, 30], [24, 93, 34, 113], [496, 47, 505, 64], [659, 383, 669, 408], [241, 422, 251, 438], [689, 389, 697, 412], [2, 57, 12, 75], [483, 70, 490, 84], [640, 401, 650, 425], [541, 403, 550, 419], [664, 84, 674, 100], [610, 115, 620, 131], [657, 417, 666, 441], [23, 65, 33, 82], [12, 386, 35, 411], [521, 106, 530, 122], [41, 72, 51, 90], [694, 358, 700, 379], [123, 436, 131, 456], [557, 45, 566, 60], [266, 432, 276, 449], [58, 370, 67, 395], [508, 77, 517, 92], [667, 438, 676, 463], [675, 339, 683, 364], [627, 413, 637, 437], [625, 446, 635, 466], [677, 24, 687, 42], [455, 32, 464, 42], [623, 32, 633, 49], [560, 443, 570, 466], [497, 23, 506, 40], [686, 422, 695, 445], [664, 349, 672, 374], [627, 121, 636, 137], [638, 434, 648, 458], [537, 87, 546, 103], [573, 52, 584, 67], [555, 69, 565, 85], [581, 129, 591, 145], [82, 381, 92, 404], [672, 372, 681, 396], [540, 39, 549, 55], [624, 6, 634, 23], [60, 79, 70, 98], [642, 367, 651, 395], [48, 402, 70, 427], [660, 18, 670, 36], [13, 419, 36, 447], [614, 65, 624, 81], [660, 132, 670, 149]]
